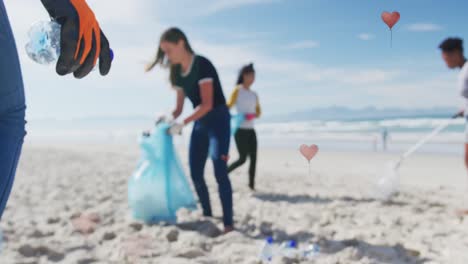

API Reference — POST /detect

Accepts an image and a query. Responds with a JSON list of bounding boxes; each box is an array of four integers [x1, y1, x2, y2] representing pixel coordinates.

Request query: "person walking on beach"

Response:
[[382, 128, 389, 152], [0, 0, 112, 220], [146, 28, 234, 233], [227, 63, 262, 191], [439, 37, 468, 215]]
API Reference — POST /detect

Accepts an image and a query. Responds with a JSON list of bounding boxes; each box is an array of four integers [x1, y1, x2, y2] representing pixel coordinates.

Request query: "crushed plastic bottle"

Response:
[[279, 240, 300, 259], [259, 237, 274, 262], [25, 21, 61, 65], [302, 243, 321, 260]]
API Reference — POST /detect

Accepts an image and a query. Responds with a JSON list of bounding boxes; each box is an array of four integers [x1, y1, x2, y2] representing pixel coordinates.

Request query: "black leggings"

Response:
[[228, 129, 257, 189]]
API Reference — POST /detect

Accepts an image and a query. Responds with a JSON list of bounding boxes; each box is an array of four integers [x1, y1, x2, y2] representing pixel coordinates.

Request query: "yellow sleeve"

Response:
[[255, 94, 262, 118], [227, 86, 240, 109]]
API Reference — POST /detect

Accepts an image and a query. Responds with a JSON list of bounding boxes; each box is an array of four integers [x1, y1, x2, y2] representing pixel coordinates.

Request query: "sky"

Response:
[[3, 0, 468, 120]]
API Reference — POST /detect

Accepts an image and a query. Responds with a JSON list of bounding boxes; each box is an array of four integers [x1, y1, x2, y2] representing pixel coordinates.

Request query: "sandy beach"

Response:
[[1, 143, 468, 263]]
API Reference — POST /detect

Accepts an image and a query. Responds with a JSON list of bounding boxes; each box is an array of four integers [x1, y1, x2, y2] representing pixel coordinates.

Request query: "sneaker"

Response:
[[224, 226, 234, 234]]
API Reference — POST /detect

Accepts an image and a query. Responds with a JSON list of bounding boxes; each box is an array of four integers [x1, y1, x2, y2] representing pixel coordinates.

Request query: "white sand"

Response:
[[1, 143, 468, 263]]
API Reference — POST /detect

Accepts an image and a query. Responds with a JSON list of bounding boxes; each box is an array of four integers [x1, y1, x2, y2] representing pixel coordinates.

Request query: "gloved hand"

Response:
[[168, 123, 184, 136], [155, 114, 174, 125], [41, 0, 112, 78]]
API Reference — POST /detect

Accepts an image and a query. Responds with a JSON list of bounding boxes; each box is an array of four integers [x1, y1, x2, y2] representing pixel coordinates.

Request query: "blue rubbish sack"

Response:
[[128, 122, 197, 224], [231, 114, 246, 136]]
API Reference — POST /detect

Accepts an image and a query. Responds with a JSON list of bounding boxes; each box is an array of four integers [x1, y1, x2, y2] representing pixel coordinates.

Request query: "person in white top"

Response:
[[439, 37, 468, 215], [227, 63, 262, 190]]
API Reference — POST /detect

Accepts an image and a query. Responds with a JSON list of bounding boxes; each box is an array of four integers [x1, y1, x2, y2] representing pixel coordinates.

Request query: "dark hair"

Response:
[[145, 27, 194, 85], [236, 63, 255, 85], [439, 37, 464, 53]]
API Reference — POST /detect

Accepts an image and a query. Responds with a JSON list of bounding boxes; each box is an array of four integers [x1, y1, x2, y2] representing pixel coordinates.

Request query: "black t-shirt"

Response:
[[174, 55, 226, 108]]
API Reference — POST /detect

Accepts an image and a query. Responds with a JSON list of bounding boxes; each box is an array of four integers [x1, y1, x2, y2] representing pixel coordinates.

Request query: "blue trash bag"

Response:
[[128, 122, 197, 224], [231, 113, 246, 136]]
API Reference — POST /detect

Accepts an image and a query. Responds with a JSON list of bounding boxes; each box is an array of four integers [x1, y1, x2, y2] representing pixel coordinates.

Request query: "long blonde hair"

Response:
[[145, 27, 194, 85]]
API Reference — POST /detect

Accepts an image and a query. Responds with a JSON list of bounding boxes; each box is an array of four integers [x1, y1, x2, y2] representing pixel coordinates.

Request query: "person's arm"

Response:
[[183, 80, 213, 125], [227, 87, 239, 109], [41, 0, 112, 78], [460, 76, 468, 98], [457, 75, 468, 118], [172, 88, 185, 119], [255, 93, 262, 118]]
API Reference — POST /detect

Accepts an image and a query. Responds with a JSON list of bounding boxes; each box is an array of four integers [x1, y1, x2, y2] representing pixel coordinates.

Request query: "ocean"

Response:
[[26, 116, 466, 155]]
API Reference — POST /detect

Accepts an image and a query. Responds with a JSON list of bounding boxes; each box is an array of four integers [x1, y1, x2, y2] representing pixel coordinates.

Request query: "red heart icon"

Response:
[[300, 144, 319, 162], [381, 11, 400, 29]]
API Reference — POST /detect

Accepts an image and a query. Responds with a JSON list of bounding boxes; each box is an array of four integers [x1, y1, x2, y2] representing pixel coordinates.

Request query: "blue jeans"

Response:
[[189, 105, 233, 227], [0, 0, 27, 220]]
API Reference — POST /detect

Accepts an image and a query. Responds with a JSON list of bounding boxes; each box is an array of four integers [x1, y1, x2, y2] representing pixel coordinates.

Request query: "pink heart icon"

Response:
[[381, 11, 400, 30], [300, 144, 319, 162]]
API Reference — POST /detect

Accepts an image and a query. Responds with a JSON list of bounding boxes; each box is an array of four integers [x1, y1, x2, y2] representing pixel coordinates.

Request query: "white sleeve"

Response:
[[460, 71, 468, 99], [198, 78, 213, 85]]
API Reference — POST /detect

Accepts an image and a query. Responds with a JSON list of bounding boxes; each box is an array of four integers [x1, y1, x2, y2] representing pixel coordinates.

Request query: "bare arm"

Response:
[[172, 89, 185, 119]]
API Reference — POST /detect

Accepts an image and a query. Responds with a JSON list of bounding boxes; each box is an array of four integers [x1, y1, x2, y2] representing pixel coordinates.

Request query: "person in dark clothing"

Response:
[[146, 28, 234, 233]]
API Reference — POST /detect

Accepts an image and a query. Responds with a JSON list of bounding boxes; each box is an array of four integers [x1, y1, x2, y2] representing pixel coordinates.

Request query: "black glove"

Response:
[[41, 0, 112, 78]]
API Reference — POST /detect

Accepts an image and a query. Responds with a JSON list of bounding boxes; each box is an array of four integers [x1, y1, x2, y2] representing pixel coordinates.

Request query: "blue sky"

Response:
[[4, 0, 468, 120]]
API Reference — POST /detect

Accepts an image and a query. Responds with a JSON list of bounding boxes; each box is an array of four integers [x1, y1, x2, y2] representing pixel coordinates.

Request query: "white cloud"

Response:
[[357, 33, 375, 41], [358, 76, 460, 108], [203, 0, 280, 16], [192, 38, 399, 87], [153, 0, 280, 18], [285, 41, 320, 50], [406, 23, 443, 32], [303, 68, 399, 85], [344, 70, 400, 85]]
